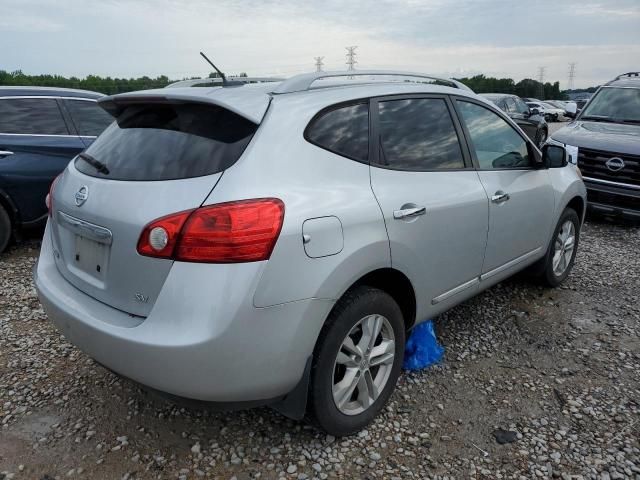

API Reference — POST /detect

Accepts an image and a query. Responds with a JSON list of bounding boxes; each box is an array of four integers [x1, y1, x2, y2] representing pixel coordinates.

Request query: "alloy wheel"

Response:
[[552, 220, 576, 276], [332, 314, 395, 415]]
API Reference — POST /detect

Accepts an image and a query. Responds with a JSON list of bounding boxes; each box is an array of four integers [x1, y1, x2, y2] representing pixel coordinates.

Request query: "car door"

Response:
[[369, 95, 489, 320], [505, 97, 537, 142], [60, 98, 113, 147], [0, 97, 85, 224], [454, 98, 554, 283]]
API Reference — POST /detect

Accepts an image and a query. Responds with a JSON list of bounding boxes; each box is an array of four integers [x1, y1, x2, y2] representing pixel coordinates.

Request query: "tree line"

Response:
[[0, 70, 173, 95], [455, 74, 565, 100], [1, 69, 591, 99]]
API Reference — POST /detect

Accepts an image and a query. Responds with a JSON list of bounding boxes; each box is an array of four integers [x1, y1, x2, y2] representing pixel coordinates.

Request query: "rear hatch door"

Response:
[[49, 99, 259, 317]]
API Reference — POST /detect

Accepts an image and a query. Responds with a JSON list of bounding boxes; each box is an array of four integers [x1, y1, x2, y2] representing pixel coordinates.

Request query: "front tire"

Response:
[[0, 205, 11, 253], [539, 208, 580, 287], [308, 286, 405, 436]]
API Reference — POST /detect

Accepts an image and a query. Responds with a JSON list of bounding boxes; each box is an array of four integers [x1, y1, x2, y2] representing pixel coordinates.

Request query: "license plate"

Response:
[[74, 235, 108, 280]]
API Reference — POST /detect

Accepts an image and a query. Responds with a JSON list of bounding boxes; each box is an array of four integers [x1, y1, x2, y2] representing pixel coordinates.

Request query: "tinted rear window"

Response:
[[0, 98, 69, 135], [75, 103, 257, 181], [65, 99, 113, 136], [377, 98, 464, 170], [306, 103, 369, 162]]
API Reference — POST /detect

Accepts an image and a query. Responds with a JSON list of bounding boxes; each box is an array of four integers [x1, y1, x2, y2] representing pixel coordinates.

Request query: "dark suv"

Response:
[[0, 87, 113, 252], [549, 73, 640, 220], [481, 94, 549, 147]]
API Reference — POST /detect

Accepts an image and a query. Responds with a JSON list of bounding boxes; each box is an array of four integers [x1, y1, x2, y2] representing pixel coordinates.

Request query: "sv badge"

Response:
[[134, 293, 149, 303]]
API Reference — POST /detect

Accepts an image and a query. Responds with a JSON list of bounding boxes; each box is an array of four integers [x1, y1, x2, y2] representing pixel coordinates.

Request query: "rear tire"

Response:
[[538, 208, 580, 287], [0, 205, 11, 253], [308, 286, 405, 436]]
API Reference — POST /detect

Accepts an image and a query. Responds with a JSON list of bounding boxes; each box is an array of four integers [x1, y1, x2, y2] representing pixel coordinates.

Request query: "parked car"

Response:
[[548, 72, 640, 220], [0, 87, 113, 252], [526, 101, 561, 122], [481, 93, 549, 147], [546, 100, 577, 118], [35, 70, 586, 436]]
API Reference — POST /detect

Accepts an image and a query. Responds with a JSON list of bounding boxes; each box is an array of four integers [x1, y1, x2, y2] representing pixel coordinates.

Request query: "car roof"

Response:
[[0, 86, 104, 99], [101, 71, 480, 124]]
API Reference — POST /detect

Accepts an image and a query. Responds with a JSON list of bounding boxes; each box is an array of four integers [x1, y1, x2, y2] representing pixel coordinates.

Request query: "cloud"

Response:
[[1, 0, 638, 88]]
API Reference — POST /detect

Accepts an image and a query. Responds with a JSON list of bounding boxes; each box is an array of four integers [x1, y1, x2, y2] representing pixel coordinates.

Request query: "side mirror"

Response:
[[542, 144, 567, 168], [530, 108, 540, 115]]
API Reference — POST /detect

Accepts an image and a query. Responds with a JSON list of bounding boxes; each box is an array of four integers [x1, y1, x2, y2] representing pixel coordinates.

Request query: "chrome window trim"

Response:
[[0, 96, 98, 101], [0, 132, 96, 139]]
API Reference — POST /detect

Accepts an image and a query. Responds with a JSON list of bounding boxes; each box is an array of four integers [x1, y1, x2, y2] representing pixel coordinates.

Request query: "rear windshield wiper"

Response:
[[77, 152, 109, 175], [621, 119, 640, 125]]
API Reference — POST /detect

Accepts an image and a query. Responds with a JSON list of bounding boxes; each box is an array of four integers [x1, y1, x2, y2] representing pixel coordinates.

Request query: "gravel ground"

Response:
[[1, 217, 639, 480]]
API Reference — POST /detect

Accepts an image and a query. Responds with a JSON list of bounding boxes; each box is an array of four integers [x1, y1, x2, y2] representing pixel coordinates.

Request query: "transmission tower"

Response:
[[345, 46, 358, 71], [568, 62, 576, 90], [314, 56, 324, 72], [537, 66, 546, 98]]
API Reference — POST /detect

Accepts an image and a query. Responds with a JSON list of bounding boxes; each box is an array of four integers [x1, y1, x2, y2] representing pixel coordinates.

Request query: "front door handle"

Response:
[[0, 150, 14, 157], [393, 206, 426, 219], [491, 191, 510, 204]]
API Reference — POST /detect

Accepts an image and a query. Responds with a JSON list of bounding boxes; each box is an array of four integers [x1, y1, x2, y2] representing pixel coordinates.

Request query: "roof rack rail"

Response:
[[613, 72, 640, 80], [166, 76, 285, 88], [271, 70, 473, 94]]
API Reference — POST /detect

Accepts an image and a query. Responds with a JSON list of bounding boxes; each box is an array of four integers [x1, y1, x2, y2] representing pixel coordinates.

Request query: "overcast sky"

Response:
[[2, 0, 639, 88]]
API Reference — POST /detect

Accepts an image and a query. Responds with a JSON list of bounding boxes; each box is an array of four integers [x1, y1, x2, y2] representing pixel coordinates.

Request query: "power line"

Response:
[[568, 62, 577, 90], [537, 66, 546, 98], [314, 56, 324, 72], [345, 46, 358, 71]]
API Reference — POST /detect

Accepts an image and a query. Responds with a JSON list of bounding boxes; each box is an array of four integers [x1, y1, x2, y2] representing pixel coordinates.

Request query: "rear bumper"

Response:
[[35, 223, 334, 403], [584, 179, 640, 220]]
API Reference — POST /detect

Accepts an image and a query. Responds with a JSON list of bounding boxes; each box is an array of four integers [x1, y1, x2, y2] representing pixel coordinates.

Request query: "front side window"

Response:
[[377, 98, 464, 170], [65, 99, 113, 136], [580, 87, 640, 123], [306, 103, 369, 162], [456, 101, 530, 169], [0, 98, 69, 135]]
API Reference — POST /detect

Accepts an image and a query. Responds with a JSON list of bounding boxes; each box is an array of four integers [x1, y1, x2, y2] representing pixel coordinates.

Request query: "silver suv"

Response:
[[35, 71, 586, 436]]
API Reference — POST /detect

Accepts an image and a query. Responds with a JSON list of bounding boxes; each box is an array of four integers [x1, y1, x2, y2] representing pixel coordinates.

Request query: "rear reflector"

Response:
[[137, 198, 285, 263]]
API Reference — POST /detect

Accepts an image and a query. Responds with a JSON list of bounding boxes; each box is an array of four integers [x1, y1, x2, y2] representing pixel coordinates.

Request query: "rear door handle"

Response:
[[491, 191, 510, 204], [393, 206, 426, 219], [0, 150, 14, 157]]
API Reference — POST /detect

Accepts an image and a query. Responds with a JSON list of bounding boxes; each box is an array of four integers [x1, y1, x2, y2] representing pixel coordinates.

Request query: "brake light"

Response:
[[46, 174, 62, 216], [137, 198, 285, 263]]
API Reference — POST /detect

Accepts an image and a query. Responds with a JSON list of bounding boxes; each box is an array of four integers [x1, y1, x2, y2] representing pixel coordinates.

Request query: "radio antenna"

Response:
[[200, 51, 228, 85]]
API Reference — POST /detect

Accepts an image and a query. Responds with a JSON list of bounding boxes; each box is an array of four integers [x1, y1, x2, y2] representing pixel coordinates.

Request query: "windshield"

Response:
[[580, 87, 640, 123]]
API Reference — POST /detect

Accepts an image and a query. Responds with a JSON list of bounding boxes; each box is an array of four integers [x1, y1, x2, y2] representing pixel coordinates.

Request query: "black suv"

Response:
[[0, 87, 113, 252], [481, 94, 549, 148], [549, 73, 640, 220]]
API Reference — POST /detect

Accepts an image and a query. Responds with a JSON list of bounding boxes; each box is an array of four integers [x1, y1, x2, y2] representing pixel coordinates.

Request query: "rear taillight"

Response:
[[46, 174, 62, 216], [137, 198, 285, 263]]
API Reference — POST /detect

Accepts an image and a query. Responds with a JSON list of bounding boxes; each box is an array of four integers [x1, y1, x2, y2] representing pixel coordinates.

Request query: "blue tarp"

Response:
[[403, 320, 444, 371]]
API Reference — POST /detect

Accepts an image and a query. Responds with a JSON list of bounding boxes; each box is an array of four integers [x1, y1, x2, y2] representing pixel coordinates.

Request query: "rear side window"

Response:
[[376, 98, 464, 170], [76, 103, 257, 181], [306, 103, 369, 162], [65, 99, 113, 136], [0, 98, 69, 135]]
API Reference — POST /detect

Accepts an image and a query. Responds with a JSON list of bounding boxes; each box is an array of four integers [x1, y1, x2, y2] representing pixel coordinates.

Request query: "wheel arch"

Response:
[[566, 195, 585, 224], [0, 188, 19, 227], [337, 267, 417, 332]]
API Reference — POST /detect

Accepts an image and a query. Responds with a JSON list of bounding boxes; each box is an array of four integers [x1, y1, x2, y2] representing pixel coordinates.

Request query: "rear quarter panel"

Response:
[[201, 95, 391, 308]]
